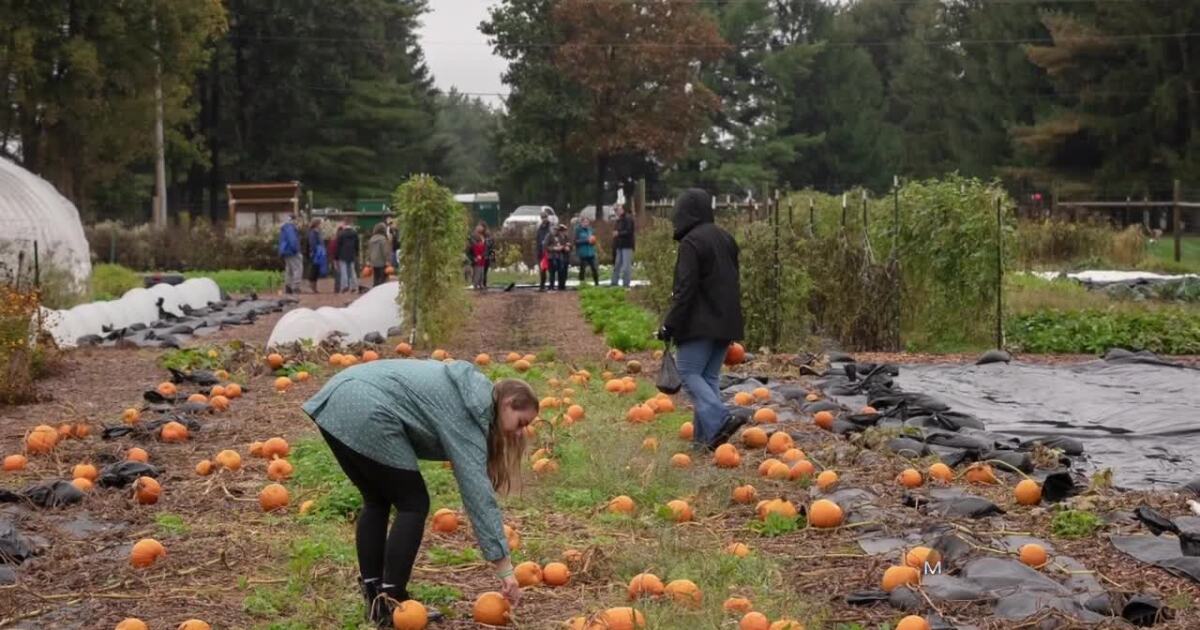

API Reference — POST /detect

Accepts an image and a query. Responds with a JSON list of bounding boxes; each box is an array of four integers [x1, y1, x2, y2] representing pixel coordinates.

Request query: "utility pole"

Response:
[[152, 9, 168, 227]]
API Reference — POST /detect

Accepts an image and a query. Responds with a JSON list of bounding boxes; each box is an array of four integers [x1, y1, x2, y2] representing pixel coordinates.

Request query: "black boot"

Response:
[[361, 578, 385, 624], [708, 414, 749, 450]]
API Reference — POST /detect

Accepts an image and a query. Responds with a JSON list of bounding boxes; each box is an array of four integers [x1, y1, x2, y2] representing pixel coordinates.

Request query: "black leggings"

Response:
[[320, 429, 429, 600], [578, 256, 599, 285]]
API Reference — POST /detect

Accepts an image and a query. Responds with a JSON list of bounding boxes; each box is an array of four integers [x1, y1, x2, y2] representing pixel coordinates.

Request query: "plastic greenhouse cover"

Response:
[[267, 281, 401, 346], [0, 157, 91, 289]]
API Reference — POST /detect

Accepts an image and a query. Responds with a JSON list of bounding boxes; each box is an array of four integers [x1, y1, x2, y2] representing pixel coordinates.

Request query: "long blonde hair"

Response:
[[488, 379, 537, 493]]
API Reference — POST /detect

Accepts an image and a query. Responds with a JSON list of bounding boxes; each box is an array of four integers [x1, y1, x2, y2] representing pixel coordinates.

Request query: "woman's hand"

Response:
[[500, 574, 522, 605]]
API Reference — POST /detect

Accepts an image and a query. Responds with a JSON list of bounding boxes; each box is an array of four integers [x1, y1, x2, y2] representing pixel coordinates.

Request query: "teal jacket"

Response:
[[301, 359, 508, 561], [574, 224, 596, 259]]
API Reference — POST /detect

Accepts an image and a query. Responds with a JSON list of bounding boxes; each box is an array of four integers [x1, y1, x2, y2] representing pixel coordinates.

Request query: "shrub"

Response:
[[91, 263, 143, 300], [0, 284, 40, 404], [393, 175, 470, 344], [632, 219, 677, 319], [86, 219, 278, 272]]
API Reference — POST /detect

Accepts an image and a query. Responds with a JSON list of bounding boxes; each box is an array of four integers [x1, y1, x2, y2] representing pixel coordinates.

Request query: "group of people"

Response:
[[302, 188, 742, 628], [533, 205, 636, 292], [279, 215, 399, 294]]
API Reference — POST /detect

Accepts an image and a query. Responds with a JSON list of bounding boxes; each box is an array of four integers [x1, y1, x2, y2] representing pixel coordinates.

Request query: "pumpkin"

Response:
[[895, 616, 931, 630], [789, 459, 815, 481], [259, 483, 290, 512], [299, 500, 315, 515], [605, 379, 623, 393], [294, 371, 310, 382], [627, 405, 654, 423], [509, 561, 542, 587], [882, 565, 920, 592], [1019, 543, 1048, 568], [177, 621, 210, 630], [742, 427, 768, 448], [665, 499, 693, 522], [513, 359, 531, 373], [156, 382, 177, 397], [897, 468, 923, 488], [808, 499, 844, 528], [733, 391, 754, 406], [740, 612, 769, 630], [187, 393, 208, 405], [116, 619, 149, 630], [567, 404, 585, 420], [861, 406, 878, 415], [608, 495, 636, 515], [504, 524, 521, 550], [641, 437, 659, 451], [724, 342, 745, 365], [805, 392, 821, 402], [532, 458, 558, 474], [607, 348, 625, 362], [71, 477, 93, 492], [752, 408, 777, 424], [928, 462, 953, 483], [195, 460, 214, 476], [656, 397, 675, 413], [210, 385, 227, 398], [670, 453, 692, 468], [160, 421, 188, 443], [57, 423, 73, 440], [249, 441, 265, 458], [664, 579, 702, 608], [591, 607, 645, 630], [130, 538, 166, 568], [965, 463, 999, 484], [678, 422, 694, 439], [362, 349, 379, 363], [780, 448, 806, 463], [766, 431, 793, 454], [542, 561, 570, 586], [530, 448, 550, 463], [127, 447, 150, 463], [73, 463, 98, 481], [752, 387, 770, 402], [267, 458, 294, 481], [225, 383, 243, 398], [626, 360, 642, 374], [757, 458, 782, 477], [3, 454, 27, 471], [122, 408, 141, 425], [274, 376, 293, 392], [71, 423, 91, 439], [723, 597, 753, 613], [759, 499, 797, 520], [396, 342, 414, 357], [904, 547, 940, 571], [813, 411, 835, 430], [267, 353, 285, 369], [431, 349, 449, 361], [134, 476, 161, 504], [25, 425, 58, 454], [561, 548, 583, 564], [215, 449, 242, 470], [732, 484, 757, 504], [391, 599, 428, 630], [1014, 479, 1042, 505], [621, 379, 637, 393], [431, 508, 459, 533], [714, 444, 741, 468], [770, 620, 804, 630], [765, 461, 791, 480], [214, 369, 230, 380], [816, 470, 839, 491], [628, 572, 665, 599], [725, 542, 751, 557], [210, 395, 231, 412], [262, 437, 290, 460]]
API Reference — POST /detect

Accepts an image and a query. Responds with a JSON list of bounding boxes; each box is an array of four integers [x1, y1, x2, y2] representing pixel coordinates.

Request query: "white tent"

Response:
[[267, 281, 402, 346], [0, 157, 91, 290]]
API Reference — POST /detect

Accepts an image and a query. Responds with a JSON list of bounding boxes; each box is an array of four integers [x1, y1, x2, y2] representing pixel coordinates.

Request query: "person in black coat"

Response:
[[336, 222, 361, 294], [657, 188, 745, 451], [535, 211, 552, 292]]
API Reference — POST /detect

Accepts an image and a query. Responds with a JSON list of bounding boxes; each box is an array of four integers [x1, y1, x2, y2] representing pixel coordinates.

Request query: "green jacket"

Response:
[[301, 359, 508, 561]]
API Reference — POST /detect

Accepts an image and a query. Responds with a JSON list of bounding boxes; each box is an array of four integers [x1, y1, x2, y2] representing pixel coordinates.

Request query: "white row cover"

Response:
[[41, 278, 222, 348], [267, 281, 402, 347], [1033, 270, 1200, 284], [0, 157, 92, 291]]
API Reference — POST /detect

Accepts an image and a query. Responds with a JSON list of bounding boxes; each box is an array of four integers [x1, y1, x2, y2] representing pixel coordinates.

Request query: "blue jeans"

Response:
[[338, 260, 357, 292], [675, 338, 730, 445], [611, 248, 633, 287]]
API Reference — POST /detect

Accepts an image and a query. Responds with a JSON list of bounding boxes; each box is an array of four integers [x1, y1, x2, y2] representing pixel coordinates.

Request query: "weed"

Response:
[[1051, 509, 1102, 539], [748, 513, 802, 537], [154, 513, 189, 536], [426, 546, 481, 566], [409, 583, 462, 608]]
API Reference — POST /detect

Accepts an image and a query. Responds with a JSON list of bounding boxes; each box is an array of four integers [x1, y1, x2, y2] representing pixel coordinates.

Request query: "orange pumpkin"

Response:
[[187, 393, 208, 405], [896, 468, 923, 488], [740, 612, 769, 630], [714, 443, 741, 468], [542, 562, 570, 587], [742, 427, 768, 448], [267, 458, 294, 481], [1014, 479, 1042, 505], [724, 342, 745, 365], [895, 616, 931, 630], [3, 454, 28, 471], [474, 353, 492, 367], [608, 495, 636, 515], [431, 349, 449, 361], [273, 376, 292, 392], [666, 499, 693, 522], [664, 579, 702, 608], [723, 596, 753, 613], [262, 437, 290, 460], [71, 477, 93, 493], [732, 484, 757, 504], [514, 561, 542, 587], [759, 498, 797, 520], [210, 385, 226, 398], [789, 459, 815, 480], [765, 461, 790, 480], [431, 508, 459, 533], [115, 619, 149, 630], [73, 463, 98, 481], [129, 538, 166, 568], [752, 408, 777, 424], [531, 458, 558, 474], [627, 572, 665, 599], [757, 458, 783, 476], [160, 421, 188, 443], [248, 441, 265, 458], [725, 542, 751, 557], [678, 421, 694, 439], [928, 462, 954, 483], [225, 383, 243, 398], [134, 476, 161, 505], [127, 447, 150, 463], [905, 546, 941, 571], [566, 404, 585, 420], [25, 425, 58, 454], [627, 405, 655, 423], [294, 371, 310, 382], [752, 387, 770, 402], [259, 483, 289, 511], [396, 342, 414, 356], [122, 408, 141, 425], [513, 359, 531, 373], [472, 591, 511, 625], [210, 395, 231, 412], [1019, 543, 1048, 568], [882, 565, 920, 592], [195, 460, 214, 476], [766, 431, 793, 454], [733, 391, 754, 406], [177, 621, 210, 630], [641, 437, 659, 451], [71, 423, 91, 439], [215, 449, 242, 470], [670, 453, 692, 468], [156, 381, 177, 397], [362, 350, 380, 363], [591, 607, 645, 630], [813, 410, 835, 430], [816, 470, 839, 491], [965, 463, 999, 484], [267, 353, 285, 369], [808, 499, 844, 528], [391, 600, 428, 630]]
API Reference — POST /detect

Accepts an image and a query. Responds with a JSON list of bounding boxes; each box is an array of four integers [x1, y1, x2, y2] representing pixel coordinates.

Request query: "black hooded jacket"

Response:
[[662, 189, 744, 343]]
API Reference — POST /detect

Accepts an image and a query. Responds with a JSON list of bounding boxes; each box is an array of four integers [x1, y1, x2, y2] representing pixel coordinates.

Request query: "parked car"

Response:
[[578, 204, 617, 223], [502, 205, 557, 232]]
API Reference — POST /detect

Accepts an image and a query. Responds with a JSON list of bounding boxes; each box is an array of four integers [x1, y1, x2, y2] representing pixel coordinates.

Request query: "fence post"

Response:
[[841, 193, 847, 228], [995, 195, 1005, 350], [772, 189, 781, 350], [808, 198, 815, 237], [33, 240, 40, 289], [1173, 178, 1182, 262]]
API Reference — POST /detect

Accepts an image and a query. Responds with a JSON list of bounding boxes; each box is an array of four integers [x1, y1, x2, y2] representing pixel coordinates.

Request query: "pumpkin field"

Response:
[[2, 289, 1199, 630]]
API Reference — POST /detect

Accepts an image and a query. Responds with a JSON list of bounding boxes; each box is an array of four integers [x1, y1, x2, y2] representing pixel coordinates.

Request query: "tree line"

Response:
[[3, 0, 1198, 221]]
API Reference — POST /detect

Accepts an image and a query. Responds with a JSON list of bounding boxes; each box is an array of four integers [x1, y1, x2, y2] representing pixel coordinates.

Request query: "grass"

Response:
[[183, 269, 283, 294], [91, 263, 143, 301], [1146, 235, 1200, 273], [1050, 509, 1102, 539]]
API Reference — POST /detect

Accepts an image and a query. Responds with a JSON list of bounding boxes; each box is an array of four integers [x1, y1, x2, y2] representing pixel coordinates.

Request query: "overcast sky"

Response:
[[419, 0, 510, 107]]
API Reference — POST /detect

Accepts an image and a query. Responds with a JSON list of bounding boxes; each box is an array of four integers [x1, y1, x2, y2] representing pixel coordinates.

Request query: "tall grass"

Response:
[[1015, 219, 1147, 270]]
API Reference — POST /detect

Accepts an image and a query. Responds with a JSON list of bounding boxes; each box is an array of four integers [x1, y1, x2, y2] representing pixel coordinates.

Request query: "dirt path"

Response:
[[445, 290, 608, 362]]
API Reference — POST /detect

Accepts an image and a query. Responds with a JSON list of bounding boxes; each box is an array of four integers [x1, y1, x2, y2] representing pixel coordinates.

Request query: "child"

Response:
[[574, 217, 599, 286], [302, 360, 536, 625], [471, 231, 488, 289], [543, 223, 572, 291]]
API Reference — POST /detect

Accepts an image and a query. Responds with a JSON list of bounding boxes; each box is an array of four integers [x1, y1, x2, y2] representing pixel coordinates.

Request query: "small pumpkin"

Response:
[[71, 477, 93, 493], [733, 391, 754, 406], [714, 443, 741, 468], [156, 381, 177, 397], [752, 408, 777, 424], [628, 572, 665, 599], [1019, 543, 1048, 568], [665, 499, 693, 522], [73, 463, 98, 481], [134, 476, 162, 505], [766, 431, 793, 454], [723, 596, 753, 613], [187, 393, 208, 405], [1014, 479, 1042, 505], [882, 565, 920, 592], [431, 508, 459, 533], [262, 437, 290, 460], [129, 538, 166, 568], [259, 483, 290, 512], [267, 353, 285, 369], [267, 458, 294, 481], [115, 619, 149, 630], [225, 383, 243, 398], [608, 495, 636, 515], [670, 453, 692, 468], [813, 410, 835, 430], [816, 470, 839, 491], [362, 349, 379, 362], [678, 421, 694, 439], [896, 468, 923, 488], [472, 591, 511, 625], [273, 376, 292, 392], [215, 449, 242, 470], [895, 616, 931, 630], [732, 484, 757, 504], [127, 447, 150, 463], [808, 499, 844, 528], [391, 600, 428, 630], [542, 561, 570, 587], [724, 342, 745, 365], [396, 342, 413, 356], [740, 612, 769, 630], [514, 561, 542, 587], [928, 462, 953, 483], [177, 621, 211, 630], [641, 437, 659, 451], [195, 459, 215, 476], [122, 408, 141, 425], [25, 425, 58, 454], [789, 459, 815, 480], [3, 454, 28, 471], [725, 542, 751, 557], [210, 395, 231, 412], [159, 421, 188, 443], [664, 579, 702, 608], [965, 463, 999, 484], [431, 349, 449, 361]]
